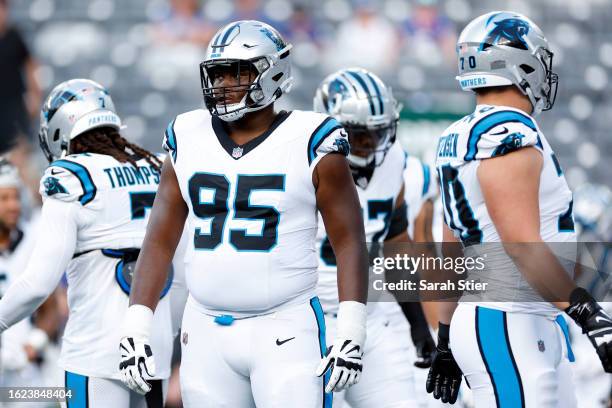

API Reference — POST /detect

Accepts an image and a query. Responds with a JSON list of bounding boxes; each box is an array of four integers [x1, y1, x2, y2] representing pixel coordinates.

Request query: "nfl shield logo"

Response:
[[538, 340, 545, 352], [182, 332, 188, 345], [232, 146, 244, 159]]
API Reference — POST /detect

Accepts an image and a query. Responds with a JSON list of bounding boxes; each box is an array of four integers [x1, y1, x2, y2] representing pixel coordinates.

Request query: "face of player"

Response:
[[0, 188, 21, 231], [209, 61, 258, 105], [345, 124, 394, 160]]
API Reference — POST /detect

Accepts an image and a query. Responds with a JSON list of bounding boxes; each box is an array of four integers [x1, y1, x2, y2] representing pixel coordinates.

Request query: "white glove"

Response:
[[119, 305, 156, 395], [315, 301, 367, 393], [315, 338, 363, 392]]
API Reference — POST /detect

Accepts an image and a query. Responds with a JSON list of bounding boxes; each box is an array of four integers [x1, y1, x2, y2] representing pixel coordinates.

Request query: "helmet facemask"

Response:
[[538, 48, 558, 112], [345, 119, 397, 168], [200, 57, 272, 122]]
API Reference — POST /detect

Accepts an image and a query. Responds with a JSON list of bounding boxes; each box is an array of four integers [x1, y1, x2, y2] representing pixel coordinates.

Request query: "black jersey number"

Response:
[[438, 164, 482, 245], [188, 173, 285, 251], [130, 192, 156, 219]]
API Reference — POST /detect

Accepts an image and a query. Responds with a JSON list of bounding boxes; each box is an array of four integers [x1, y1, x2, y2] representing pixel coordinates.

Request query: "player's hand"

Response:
[[566, 287, 612, 373], [414, 335, 436, 368], [315, 338, 363, 393], [119, 336, 156, 395], [426, 323, 462, 404]]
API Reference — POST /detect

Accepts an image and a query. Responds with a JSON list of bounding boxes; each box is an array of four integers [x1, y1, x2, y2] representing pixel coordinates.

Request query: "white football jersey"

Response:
[[435, 105, 576, 315], [403, 155, 437, 239], [39, 153, 173, 379], [316, 142, 406, 315], [164, 109, 350, 316], [0, 217, 42, 376]]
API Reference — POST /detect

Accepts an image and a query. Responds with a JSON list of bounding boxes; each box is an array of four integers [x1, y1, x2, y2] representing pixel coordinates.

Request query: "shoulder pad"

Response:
[[40, 158, 97, 205], [464, 109, 541, 161], [307, 116, 349, 166]]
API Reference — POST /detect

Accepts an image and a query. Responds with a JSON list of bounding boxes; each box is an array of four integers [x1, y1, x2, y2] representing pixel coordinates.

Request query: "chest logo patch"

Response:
[[232, 146, 244, 159]]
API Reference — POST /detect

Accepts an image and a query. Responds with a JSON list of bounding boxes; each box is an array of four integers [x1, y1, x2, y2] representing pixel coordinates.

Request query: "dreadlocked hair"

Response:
[[70, 127, 163, 172]]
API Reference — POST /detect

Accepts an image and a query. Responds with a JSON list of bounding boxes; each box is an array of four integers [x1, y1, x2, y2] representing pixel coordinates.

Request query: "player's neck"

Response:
[[476, 89, 533, 115], [0, 225, 11, 251], [224, 105, 278, 145]]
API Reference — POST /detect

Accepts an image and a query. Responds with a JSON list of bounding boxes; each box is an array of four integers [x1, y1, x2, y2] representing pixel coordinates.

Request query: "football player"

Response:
[[569, 183, 612, 408], [118, 21, 369, 407], [0, 159, 60, 397], [426, 11, 612, 407], [313, 68, 434, 407], [0, 79, 187, 407]]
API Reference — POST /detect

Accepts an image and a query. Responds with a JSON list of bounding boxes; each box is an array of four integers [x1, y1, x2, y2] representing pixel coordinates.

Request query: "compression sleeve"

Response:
[[0, 199, 78, 330]]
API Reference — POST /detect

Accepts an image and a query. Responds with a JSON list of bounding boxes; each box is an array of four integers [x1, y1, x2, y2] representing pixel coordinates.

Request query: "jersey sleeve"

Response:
[[420, 162, 438, 201], [39, 159, 97, 206], [307, 117, 350, 169], [465, 110, 543, 161], [162, 118, 178, 164]]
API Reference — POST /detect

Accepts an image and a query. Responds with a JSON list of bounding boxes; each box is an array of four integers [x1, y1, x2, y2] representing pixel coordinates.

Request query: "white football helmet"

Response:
[[200, 20, 293, 122], [38, 79, 121, 162], [313, 68, 399, 168], [456, 11, 558, 115]]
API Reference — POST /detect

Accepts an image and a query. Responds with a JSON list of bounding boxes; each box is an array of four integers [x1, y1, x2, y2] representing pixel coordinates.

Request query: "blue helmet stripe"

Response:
[[219, 22, 241, 53], [364, 72, 384, 115], [465, 110, 537, 161], [345, 71, 376, 115], [52, 160, 97, 205]]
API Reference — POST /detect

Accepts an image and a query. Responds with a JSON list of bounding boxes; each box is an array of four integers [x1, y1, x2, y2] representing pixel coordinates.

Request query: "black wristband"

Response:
[[438, 322, 450, 348], [569, 287, 594, 306]]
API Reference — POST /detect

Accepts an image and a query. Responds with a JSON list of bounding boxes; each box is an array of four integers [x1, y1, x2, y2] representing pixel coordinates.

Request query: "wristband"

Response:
[[122, 304, 153, 341], [437, 322, 450, 348], [336, 301, 367, 346]]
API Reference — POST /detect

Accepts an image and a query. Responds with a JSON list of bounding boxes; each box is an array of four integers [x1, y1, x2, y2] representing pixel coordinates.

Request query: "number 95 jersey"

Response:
[[164, 109, 349, 317]]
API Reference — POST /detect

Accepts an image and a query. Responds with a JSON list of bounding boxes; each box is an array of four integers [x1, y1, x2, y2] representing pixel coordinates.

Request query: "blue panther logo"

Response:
[[480, 18, 530, 51], [326, 78, 350, 112], [259, 27, 286, 52], [43, 176, 68, 196], [492, 132, 525, 156], [333, 137, 350, 156]]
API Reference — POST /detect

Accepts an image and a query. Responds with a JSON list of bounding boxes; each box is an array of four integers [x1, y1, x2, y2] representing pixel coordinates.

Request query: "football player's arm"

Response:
[[480, 147, 612, 372], [120, 157, 188, 394], [413, 200, 435, 243], [129, 157, 188, 310], [0, 199, 77, 330], [478, 147, 575, 308], [314, 154, 368, 304], [313, 153, 369, 392]]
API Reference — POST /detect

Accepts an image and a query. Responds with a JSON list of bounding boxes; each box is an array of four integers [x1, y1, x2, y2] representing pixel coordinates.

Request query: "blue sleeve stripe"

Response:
[[364, 71, 384, 115], [421, 162, 431, 197], [465, 110, 537, 161], [345, 71, 376, 115], [165, 119, 177, 162], [307, 117, 342, 165], [309, 297, 333, 408], [52, 160, 96, 205], [65, 371, 88, 408], [476, 307, 525, 408]]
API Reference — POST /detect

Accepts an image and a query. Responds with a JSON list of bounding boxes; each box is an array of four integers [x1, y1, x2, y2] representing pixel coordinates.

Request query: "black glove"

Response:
[[426, 323, 462, 404], [413, 331, 436, 369], [565, 287, 612, 373]]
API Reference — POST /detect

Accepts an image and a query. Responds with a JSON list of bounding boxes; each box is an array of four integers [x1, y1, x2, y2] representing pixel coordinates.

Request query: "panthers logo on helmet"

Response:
[[492, 132, 525, 156], [259, 27, 286, 51], [326, 78, 350, 112], [333, 137, 350, 156], [480, 18, 530, 51], [43, 176, 68, 196]]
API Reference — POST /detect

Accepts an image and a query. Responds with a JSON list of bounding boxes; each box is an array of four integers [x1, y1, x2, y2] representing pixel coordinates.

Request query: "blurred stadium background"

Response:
[[4, 0, 612, 190]]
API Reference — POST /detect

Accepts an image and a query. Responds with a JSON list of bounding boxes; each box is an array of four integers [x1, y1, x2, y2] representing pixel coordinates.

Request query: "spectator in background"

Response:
[[0, 0, 42, 202], [152, 0, 215, 46], [401, 0, 456, 65], [0, 0, 40, 150], [324, 0, 400, 76], [285, 4, 322, 46]]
